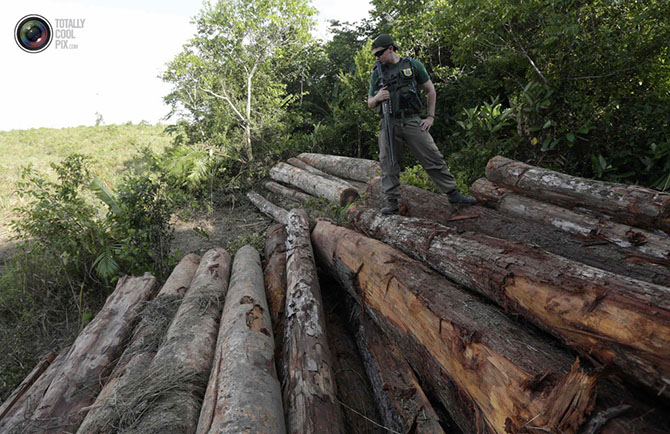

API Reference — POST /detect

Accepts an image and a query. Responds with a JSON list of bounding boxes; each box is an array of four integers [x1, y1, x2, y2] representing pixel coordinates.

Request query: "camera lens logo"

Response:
[[15, 15, 53, 53]]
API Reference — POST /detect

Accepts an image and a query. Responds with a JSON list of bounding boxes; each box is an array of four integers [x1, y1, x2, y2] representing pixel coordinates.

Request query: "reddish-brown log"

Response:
[[283, 209, 345, 434], [485, 156, 670, 233], [297, 153, 381, 182], [346, 205, 670, 397], [270, 162, 359, 206], [263, 223, 288, 386], [28, 274, 157, 433], [264, 181, 313, 204], [247, 191, 289, 224]]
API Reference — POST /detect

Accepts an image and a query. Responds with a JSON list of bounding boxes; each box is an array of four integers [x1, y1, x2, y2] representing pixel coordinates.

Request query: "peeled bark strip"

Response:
[[264, 224, 288, 375], [123, 248, 232, 434], [0, 347, 69, 432], [27, 274, 157, 433], [346, 206, 670, 397], [283, 209, 345, 434], [270, 162, 359, 206], [365, 178, 670, 286], [197, 246, 284, 433], [265, 181, 313, 204], [312, 220, 603, 434], [247, 191, 289, 224], [77, 254, 201, 434], [486, 156, 670, 233], [471, 178, 669, 262], [0, 351, 56, 420], [297, 153, 380, 182]]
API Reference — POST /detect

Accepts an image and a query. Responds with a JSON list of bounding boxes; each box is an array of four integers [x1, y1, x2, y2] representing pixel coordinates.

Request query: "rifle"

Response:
[[376, 61, 396, 168]]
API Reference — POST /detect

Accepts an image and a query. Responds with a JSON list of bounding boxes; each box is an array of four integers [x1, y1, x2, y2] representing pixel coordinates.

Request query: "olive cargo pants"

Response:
[[378, 115, 457, 202]]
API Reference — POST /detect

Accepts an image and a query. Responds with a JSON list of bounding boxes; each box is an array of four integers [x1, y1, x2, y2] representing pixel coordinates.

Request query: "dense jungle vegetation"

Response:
[[1, 0, 669, 399]]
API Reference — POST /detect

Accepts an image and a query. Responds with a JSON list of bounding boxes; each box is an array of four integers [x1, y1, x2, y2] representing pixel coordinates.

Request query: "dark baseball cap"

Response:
[[372, 34, 398, 50]]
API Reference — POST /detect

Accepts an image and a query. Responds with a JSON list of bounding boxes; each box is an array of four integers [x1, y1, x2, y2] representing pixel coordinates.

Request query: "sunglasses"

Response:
[[374, 46, 389, 57]]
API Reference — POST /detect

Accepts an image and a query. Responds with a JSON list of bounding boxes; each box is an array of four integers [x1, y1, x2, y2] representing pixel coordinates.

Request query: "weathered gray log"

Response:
[[263, 224, 288, 384], [365, 177, 670, 286], [297, 153, 381, 182], [485, 156, 670, 233], [77, 253, 201, 434], [286, 157, 368, 194], [27, 274, 157, 433], [312, 220, 602, 434], [247, 191, 289, 224], [264, 181, 313, 204], [122, 248, 232, 434], [0, 351, 56, 420], [0, 347, 69, 433], [346, 205, 670, 397], [197, 246, 284, 433], [471, 178, 669, 262], [270, 162, 359, 206], [283, 209, 345, 434]]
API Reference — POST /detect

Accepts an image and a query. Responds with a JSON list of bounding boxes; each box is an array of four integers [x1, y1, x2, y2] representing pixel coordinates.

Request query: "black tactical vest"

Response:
[[376, 57, 424, 116]]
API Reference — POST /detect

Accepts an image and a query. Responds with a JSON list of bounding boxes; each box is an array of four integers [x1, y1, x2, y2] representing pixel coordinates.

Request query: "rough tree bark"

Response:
[[270, 162, 359, 206], [297, 153, 381, 182], [282, 209, 345, 434], [365, 177, 670, 286], [265, 181, 313, 204], [471, 178, 669, 262], [27, 274, 157, 433], [485, 156, 670, 233], [263, 224, 288, 383], [77, 254, 201, 434], [0, 347, 69, 433], [247, 191, 289, 224], [346, 206, 670, 398], [197, 245, 284, 433], [123, 248, 232, 434]]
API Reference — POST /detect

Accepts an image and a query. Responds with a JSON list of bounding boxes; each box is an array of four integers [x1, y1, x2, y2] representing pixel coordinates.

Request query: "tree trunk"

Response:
[[0, 347, 69, 433], [27, 274, 157, 433], [265, 181, 313, 204], [122, 248, 232, 434], [346, 205, 670, 398], [77, 254, 201, 434], [0, 351, 56, 420], [282, 209, 345, 434], [365, 178, 670, 286], [286, 157, 368, 194], [485, 156, 670, 233], [312, 220, 604, 434], [270, 162, 359, 206], [197, 246, 284, 433], [264, 224, 288, 383], [247, 191, 289, 224], [297, 153, 381, 182], [471, 178, 669, 262]]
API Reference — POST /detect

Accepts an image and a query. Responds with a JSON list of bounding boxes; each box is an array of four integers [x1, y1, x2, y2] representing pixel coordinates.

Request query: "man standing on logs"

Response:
[[368, 34, 477, 214]]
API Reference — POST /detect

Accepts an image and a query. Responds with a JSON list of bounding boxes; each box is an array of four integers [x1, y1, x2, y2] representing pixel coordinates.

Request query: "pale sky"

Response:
[[0, 0, 371, 132]]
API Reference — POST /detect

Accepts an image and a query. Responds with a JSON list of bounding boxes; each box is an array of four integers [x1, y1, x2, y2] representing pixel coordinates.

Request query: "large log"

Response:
[[27, 274, 157, 433], [0, 346, 69, 433], [265, 181, 313, 204], [122, 248, 232, 434], [346, 206, 670, 397], [197, 245, 284, 433], [485, 156, 670, 233], [282, 209, 345, 434], [0, 351, 56, 420], [297, 153, 381, 182], [247, 191, 289, 224], [263, 224, 288, 383], [286, 157, 368, 194], [365, 177, 670, 286], [312, 220, 602, 434], [471, 178, 669, 262], [77, 253, 201, 434], [270, 162, 359, 206]]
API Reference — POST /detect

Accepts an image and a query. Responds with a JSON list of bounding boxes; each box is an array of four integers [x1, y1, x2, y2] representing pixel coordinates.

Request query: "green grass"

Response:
[[0, 123, 174, 241]]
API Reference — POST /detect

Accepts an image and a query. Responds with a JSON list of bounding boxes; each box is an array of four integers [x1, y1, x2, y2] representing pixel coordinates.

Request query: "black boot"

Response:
[[381, 199, 399, 215], [447, 190, 477, 205]]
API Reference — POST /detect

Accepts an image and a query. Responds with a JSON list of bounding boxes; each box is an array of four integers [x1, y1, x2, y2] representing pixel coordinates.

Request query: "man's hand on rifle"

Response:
[[374, 86, 390, 105]]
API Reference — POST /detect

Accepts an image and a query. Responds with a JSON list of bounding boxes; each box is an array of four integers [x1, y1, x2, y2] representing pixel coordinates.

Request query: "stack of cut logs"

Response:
[[2, 154, 668, 434]]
